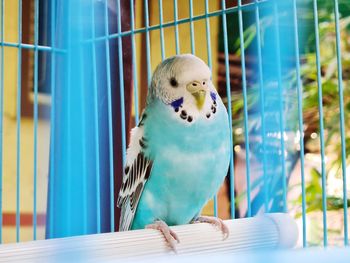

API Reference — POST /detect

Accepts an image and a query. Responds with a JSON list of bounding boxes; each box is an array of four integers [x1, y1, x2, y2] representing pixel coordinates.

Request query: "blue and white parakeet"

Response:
[[117, 54, 231, 249]]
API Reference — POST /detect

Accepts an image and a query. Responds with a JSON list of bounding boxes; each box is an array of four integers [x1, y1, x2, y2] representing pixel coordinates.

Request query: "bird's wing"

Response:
[[117, 112, 153, 231]]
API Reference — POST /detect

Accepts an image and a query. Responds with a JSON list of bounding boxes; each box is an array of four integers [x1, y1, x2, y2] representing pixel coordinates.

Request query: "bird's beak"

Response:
[[186, 81, 207, 110]]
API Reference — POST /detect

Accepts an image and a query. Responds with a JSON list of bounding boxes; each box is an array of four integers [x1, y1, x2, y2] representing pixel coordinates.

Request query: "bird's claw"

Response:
[[193, 216, 229, 240], [146, 220, 180, 252]]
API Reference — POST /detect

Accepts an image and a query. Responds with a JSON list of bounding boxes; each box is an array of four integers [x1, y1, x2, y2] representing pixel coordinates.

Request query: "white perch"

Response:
[[0, 213, 298, 262]]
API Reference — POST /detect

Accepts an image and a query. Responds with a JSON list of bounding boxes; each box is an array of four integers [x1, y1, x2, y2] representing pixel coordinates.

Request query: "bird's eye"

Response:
[[169, 77, 178, 88], [202, 81, 206, 85]]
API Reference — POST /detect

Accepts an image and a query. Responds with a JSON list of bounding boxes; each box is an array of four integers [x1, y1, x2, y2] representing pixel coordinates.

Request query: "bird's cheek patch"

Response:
[[170, 97, 184, 112], [210, 91, 217, 101]]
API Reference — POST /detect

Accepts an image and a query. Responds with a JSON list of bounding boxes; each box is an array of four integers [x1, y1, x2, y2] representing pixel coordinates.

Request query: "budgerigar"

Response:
[[117, 54, 231, 249]]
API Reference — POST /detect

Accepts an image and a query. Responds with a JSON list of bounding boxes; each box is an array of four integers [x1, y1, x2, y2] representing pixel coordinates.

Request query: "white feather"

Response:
[[125, 126, 143, 169]]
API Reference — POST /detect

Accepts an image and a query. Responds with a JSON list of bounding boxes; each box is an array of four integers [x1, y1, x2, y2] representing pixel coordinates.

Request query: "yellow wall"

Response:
[[1, 0, 19, 118], [1, 1, 49, 243]]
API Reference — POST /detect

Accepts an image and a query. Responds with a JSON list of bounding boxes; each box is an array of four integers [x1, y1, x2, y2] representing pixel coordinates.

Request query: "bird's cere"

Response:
[[186, 81, 207, 110]]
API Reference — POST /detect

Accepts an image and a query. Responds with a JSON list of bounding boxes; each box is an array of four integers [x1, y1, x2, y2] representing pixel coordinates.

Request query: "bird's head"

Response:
[[149, 54, 218, 121]]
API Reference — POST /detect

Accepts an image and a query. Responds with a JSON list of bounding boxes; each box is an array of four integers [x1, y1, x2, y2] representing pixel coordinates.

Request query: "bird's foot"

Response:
[[145, 220, 180, 252], [193, 216, 229, 240]]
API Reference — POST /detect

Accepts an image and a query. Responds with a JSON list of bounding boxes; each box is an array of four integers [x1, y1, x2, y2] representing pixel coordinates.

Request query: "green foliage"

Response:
[[227, 1, 350, 222], [300, 15, 350, 168], [290, 1, 350, 245], [292, 168, 350, 219], [233, 17, 273, 56]]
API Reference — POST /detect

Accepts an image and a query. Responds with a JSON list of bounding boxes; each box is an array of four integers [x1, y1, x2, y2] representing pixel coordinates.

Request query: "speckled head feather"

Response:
[[148, 54, 212, 104]]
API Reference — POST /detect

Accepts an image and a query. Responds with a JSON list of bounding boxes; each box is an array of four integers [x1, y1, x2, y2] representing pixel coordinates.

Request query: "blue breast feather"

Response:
[[131, 98, 230, 229]]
